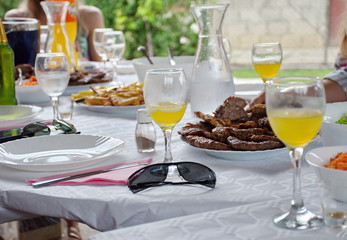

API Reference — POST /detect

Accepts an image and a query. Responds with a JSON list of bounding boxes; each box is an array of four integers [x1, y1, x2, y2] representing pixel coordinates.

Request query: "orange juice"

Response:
[[253, 62, 281, 82], [268, 108, 323, 148], [50, 0, 79, 68], [147, 102, 187, 130]]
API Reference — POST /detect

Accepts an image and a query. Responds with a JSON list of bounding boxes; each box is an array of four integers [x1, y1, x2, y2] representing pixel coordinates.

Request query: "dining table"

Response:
[[0, 73, 342, 239]]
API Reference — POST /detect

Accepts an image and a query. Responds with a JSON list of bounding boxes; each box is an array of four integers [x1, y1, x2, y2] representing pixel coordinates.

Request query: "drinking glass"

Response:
[[103, 31, 126, 80], [266, 76, 326, 229], [93, 28, 113, 65], [143, 68, 188, 163], [252, 42, 282, 83], [35, 52, 70, 120]]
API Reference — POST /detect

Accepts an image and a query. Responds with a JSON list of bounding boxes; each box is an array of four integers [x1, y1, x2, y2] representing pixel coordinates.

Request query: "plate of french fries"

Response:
[[71, 82, 145, 114]]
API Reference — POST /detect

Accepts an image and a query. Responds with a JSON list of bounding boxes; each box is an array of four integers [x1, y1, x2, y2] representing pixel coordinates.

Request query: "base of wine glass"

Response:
[[273, 207, 324, 230]]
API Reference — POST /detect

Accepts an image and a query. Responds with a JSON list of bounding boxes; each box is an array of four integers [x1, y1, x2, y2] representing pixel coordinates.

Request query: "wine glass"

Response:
[[266, 76, 325, 229], [103, 31, 126, 80], [252, 42, 282, 83], [143, 68, 188, 163], [93, 28, 113, 66], [35, 52, 70, 120]]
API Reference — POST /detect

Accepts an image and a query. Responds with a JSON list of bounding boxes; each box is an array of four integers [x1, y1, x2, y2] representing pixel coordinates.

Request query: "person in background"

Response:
[[5, 0, 105, 62], [250, 13, 347, 106]]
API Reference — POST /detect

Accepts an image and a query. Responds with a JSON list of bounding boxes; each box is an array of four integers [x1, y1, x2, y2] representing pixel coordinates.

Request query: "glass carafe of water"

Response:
[[41, 1, 75, 69], [190, 4, 235, 115]]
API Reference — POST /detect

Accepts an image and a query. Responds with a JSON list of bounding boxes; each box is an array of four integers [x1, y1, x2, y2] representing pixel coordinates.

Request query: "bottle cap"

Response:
[[137, 108, 152, 123]]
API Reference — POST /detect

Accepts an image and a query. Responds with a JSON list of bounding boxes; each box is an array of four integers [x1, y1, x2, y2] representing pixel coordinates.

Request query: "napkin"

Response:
[[26, 158, 153, 186]]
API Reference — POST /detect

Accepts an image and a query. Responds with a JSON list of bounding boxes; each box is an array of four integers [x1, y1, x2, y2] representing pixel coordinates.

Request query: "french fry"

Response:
[[72, 82, 144, 106]]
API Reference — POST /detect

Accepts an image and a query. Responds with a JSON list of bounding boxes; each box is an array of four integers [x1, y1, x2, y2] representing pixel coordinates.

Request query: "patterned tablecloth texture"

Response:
[[0, 75, 340, 239]]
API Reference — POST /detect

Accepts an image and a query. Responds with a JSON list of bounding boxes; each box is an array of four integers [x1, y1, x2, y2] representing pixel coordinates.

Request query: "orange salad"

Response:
[[325, 152, 347, 170], [22, 76, 38, 86]]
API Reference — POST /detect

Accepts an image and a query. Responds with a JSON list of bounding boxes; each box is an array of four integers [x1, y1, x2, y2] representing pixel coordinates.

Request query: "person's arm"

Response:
[[249, 78, 347, 107], [79, 6, 105, 62], [323, 78, 347, 102], [4, 9, 28, 18]]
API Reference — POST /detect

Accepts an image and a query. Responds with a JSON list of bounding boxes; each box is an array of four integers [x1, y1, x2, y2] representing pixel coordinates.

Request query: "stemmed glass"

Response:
[[93, 28, 113, 66], [35, 52, 70, 120], [143, 68, 188, 163], [103, 31, 126, 80], [252, 42, 282, 83], [266, 76, 325, 229]]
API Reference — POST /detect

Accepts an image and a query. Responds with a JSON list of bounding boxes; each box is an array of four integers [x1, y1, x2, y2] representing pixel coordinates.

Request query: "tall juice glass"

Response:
[[266, 76, 325, 230], [144, 68, 188, 163], [252, 42, 282, 83]]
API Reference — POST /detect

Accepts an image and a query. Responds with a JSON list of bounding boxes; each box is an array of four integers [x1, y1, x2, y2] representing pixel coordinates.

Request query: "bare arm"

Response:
[[249, 78, 347, 107], [4, 9, 28, 18], [79, 6, 105, 62]]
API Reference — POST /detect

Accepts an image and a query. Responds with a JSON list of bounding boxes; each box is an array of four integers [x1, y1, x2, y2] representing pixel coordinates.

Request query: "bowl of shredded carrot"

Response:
[[306, 145, 347, 201], [320, 102, 347, 147], [15, 76, 50, 105]]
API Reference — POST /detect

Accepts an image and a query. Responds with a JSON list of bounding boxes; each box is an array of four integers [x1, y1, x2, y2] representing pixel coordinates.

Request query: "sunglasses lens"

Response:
[[21, 123, 50, 137], [53, 119, 77, 134], [177, 162, 216, 188], [128, 164, 169, 193]]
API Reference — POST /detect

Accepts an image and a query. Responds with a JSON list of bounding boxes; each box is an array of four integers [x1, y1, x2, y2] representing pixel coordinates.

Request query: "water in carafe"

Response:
[[190, 4, 235, 115]]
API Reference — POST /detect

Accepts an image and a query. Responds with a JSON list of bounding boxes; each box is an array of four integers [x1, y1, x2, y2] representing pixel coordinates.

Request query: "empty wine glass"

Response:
[[93, 28, 113, 66], [252, 42, 282, 83], [143, 68, 188, 163], [266, 76, 325, 229], [103, 30, 126, 80], [35, 52, 70, 120]]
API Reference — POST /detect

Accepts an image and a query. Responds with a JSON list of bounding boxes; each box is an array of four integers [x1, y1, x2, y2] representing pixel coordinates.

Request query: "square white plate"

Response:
[[0, 134, 125, 171]]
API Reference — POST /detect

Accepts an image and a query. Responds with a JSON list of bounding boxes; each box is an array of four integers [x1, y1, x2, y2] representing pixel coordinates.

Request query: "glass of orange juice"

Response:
[[266, 76, 325, 230], [143, 69, 188, 163], [252, 42, 282, 83]]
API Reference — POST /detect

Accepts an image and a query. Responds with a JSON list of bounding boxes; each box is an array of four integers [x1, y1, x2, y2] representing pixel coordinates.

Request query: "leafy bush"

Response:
[[85, 0, 198, 59]]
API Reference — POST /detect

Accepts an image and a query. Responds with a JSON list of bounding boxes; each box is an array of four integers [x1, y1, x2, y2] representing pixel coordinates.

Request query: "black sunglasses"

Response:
[[21, 119, 79, 137], [128, 162, 216, 193]]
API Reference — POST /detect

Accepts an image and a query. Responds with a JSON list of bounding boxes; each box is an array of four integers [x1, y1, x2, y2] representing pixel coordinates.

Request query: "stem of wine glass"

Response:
[[51, 96, 59, 120], [162, 128, 173, 163], [289, 147, 304, 210]]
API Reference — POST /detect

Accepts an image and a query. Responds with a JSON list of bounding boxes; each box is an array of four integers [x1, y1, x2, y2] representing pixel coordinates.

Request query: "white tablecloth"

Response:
[[0, 76, 340, 238]]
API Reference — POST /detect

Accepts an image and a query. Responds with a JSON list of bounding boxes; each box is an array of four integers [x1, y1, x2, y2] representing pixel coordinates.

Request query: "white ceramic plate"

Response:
[[182, 138, 287, 161], [0, 105, 42, 128], [77, 103, 145, 115], [0, 134, 125, 171]]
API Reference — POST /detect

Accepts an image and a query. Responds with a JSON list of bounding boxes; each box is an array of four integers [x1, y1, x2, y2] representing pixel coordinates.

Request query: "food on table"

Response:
[[22, 76, 38, 86], [325, 152, 347, 170], [336, 114, 347, 125], [14, 64, 112, 86], [15, 64, 35, 80], [71, 82, 144, 106], [179, 96, 284, 151]]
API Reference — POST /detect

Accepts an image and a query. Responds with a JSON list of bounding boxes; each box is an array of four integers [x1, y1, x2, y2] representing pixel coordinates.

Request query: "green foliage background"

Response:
[[84, 0, 197, 59], [1, 0, 198, 60]]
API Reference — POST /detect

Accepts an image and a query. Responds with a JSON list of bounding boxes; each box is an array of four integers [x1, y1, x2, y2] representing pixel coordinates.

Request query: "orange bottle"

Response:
[[49, 0, 79, 69]]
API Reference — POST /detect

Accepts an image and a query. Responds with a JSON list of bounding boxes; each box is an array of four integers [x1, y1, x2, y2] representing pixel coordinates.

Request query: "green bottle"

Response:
[[0, 18, 17, 105]]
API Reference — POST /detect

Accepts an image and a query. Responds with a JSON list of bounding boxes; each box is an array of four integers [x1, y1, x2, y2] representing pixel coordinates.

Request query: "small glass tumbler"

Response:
[[58, 96, 74, 121], [320, 183, 347, 228]]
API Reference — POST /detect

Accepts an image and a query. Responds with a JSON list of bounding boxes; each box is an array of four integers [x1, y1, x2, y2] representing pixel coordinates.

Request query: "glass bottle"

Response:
[[0, 19, 17, 105], [190, 4, 235, 115], [41, 1, 75, 69], [135, 109, 156, 153], [51, 0, 80, 69]]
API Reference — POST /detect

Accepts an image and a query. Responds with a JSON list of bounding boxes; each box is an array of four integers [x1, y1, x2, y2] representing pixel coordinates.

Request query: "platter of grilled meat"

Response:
[[179, 96, 287, 161]]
